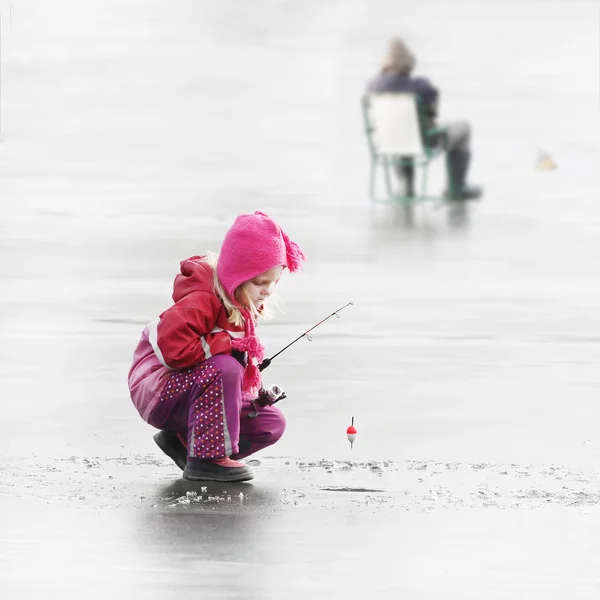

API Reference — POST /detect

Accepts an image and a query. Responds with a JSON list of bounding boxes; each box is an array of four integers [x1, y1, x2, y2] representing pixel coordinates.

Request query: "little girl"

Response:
[[127, 211, 306, 482]]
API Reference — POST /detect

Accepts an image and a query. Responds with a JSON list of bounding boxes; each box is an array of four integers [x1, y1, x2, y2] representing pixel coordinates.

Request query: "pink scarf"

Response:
[[231, 309, 264, 394]]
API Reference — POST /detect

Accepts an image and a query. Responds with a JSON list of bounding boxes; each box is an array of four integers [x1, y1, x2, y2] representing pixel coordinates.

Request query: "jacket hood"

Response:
[[381, 37, 416, 75], [172, 256, 215, 302]]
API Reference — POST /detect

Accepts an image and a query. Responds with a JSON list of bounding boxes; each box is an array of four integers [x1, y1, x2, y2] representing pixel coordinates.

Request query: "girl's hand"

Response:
[[255, 386, 286, 407]]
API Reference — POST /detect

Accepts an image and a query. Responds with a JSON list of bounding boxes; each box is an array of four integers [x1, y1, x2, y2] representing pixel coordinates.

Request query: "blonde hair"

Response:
[[204, 253, 277, 327], [381, 37, 416, 75]]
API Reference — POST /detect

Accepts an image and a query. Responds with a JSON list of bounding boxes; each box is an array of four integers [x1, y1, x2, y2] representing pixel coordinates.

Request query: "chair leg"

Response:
[[383, 158, 393, 200], [369, 161, 376, 202]]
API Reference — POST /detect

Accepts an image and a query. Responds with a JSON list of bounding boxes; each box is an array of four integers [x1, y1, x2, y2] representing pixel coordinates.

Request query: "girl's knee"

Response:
[[264, 407, 286, 443], [235, 407, 286, 459]]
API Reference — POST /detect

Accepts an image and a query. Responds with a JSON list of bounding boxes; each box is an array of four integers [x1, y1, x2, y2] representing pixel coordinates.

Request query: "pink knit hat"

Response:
[[217, 210, 306, 299], [217, 210, 306, 392]]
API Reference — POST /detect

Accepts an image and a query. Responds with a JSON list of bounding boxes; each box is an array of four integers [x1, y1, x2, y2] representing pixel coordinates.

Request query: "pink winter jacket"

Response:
[[128, 256, 247, 422]]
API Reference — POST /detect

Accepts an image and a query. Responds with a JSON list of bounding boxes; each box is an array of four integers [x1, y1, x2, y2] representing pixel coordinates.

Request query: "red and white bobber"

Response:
[[347, 417, 357, 449]]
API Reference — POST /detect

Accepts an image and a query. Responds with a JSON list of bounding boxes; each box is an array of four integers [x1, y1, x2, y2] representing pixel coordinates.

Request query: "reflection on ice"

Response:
[[163, 489, 246, 508]]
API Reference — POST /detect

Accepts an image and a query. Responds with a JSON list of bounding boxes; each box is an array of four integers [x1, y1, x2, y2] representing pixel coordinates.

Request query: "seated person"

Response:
[[366, 37, 482, 200]]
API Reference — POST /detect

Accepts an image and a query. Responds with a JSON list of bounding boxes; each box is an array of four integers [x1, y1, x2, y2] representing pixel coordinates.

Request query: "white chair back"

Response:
[[367, 93, 424, 156]]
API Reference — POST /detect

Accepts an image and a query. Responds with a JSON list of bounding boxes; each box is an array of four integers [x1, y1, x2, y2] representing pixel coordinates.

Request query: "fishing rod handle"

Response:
[[258, 358, 271, 372]]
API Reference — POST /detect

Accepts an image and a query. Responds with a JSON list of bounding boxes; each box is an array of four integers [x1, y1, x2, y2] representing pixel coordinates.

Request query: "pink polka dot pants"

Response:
[[155, 355, 244, 460]]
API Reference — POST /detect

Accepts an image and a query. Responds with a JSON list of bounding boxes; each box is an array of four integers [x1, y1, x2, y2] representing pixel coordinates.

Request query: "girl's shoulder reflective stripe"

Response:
[[200, 336, 212, 359]]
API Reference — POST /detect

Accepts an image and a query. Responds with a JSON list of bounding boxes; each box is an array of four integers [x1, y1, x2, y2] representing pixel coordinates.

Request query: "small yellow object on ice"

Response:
[[536, 150, 557, 171]]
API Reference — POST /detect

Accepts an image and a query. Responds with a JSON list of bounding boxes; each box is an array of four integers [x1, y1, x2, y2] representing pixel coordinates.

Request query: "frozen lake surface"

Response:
[[1, 0, 600, 597]]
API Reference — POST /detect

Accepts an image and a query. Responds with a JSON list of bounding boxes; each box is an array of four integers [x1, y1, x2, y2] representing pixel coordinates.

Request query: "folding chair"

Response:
[[362, 92, 446, 204]]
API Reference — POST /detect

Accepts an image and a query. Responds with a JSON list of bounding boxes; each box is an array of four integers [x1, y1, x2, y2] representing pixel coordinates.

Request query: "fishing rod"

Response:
[[249, 302, 353, 417], [258, 301, 353, 372]]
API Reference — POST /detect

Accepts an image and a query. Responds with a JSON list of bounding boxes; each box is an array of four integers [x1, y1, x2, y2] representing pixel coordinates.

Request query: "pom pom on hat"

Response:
[[280, 228, 305, 273]]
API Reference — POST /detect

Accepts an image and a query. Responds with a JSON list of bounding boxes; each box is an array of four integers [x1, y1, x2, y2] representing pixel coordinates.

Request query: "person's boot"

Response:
[[154, 430, 187, 471], [399, 162, 415, 197], [183, 457, 254, 482], [446, 150, 482, 201]]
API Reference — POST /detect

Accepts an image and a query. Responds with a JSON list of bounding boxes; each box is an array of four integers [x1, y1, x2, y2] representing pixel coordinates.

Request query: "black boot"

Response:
[[401, 163, 415, 196], [183, 457, 254, 482], [395, 159, 415, 197], [446, 150, 482, 200], [153, 430, 187, 471]]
